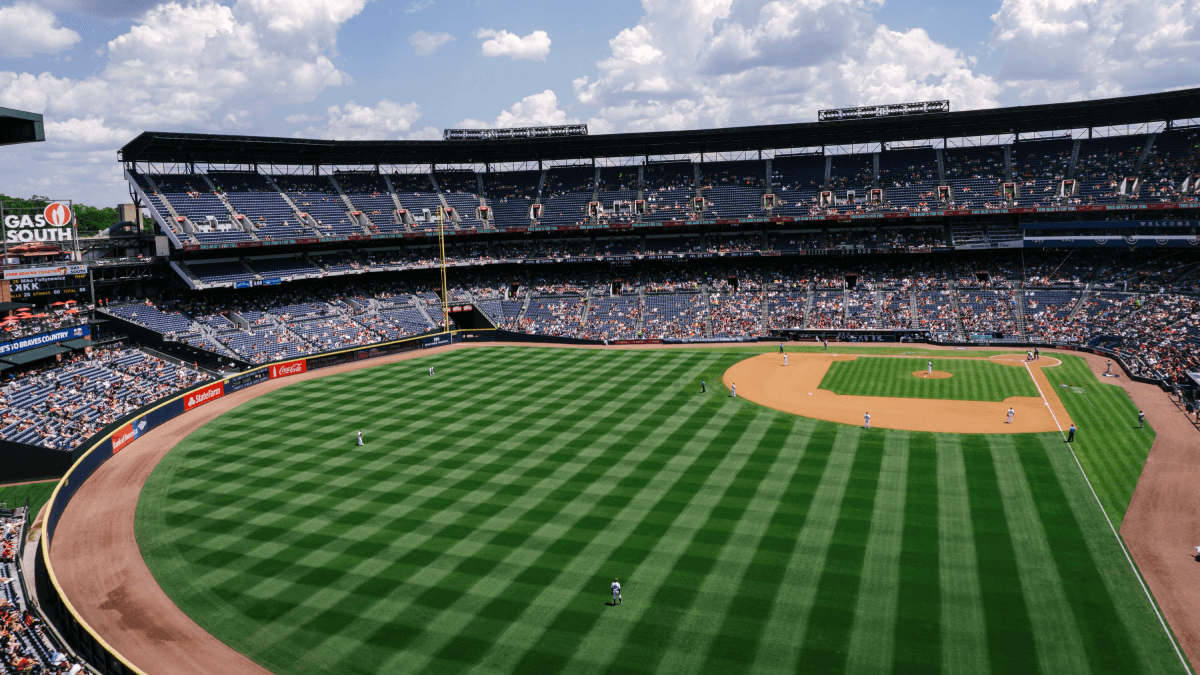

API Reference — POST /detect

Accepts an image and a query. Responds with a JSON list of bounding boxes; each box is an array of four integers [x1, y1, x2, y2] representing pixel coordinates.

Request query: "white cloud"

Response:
[[410, 30, 454, 56], [405, 0, 433, 12], [990, 0, 1200, 103], [575, 0, 999, 133], [456, 89, 576, 128], [475, 28, 551, 61], [0, 0, 387, 206], [299, 99, 437, 139], [0, 3, 81, 58]]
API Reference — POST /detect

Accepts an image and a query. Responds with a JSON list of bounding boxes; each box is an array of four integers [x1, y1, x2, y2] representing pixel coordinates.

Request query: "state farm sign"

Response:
[[185, 381, 225, 411], [270, 359, 307, 379], [2, 203, 77, 243]]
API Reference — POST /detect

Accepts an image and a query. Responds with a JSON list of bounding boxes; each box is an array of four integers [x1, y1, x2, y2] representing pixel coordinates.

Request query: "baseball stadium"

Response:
[[2, 87, 1200, 675]]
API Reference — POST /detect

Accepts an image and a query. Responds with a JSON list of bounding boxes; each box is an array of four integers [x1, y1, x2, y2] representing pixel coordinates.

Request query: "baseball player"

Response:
[[611, 578, 622, 605], [1138, 410, 1145, 428], [927, 360, 932, 375], [1106, 360, 1113, 375], [864, 412, 871, 429], [731, 383, 736, 398], [701, 380, 706, 393], [1006, 407, 1014, 424], [357, 430, 364, 446], [784, 354, 788, 366], [429, 366, 435, 376]]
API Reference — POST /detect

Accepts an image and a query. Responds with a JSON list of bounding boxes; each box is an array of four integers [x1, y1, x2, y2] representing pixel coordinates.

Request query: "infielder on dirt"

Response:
[[1007, 408, 1014, 424], [864, 412, 871, 429]]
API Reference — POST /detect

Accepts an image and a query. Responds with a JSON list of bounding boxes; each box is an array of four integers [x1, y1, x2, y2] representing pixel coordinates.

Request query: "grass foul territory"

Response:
[[819, 356, 1039, 401], [136, 347, 1178, 675]]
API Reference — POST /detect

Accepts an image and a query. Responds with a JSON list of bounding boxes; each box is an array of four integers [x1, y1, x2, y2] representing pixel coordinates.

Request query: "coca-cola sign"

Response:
[[270, 359, 307, 379], [185, 381, 225, 411]]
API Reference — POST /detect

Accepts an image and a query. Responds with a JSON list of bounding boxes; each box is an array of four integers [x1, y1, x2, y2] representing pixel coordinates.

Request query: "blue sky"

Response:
[[1, 0, 1197, 206]]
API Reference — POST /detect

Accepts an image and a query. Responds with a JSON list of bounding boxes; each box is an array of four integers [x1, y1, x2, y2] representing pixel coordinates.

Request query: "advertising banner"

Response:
[[423, 334, 453, 348], [269, 359, 307, 379], [184, 381, 225, 411], [227, 368, 269, 392], [3, 264, 86, 280], [111, 418, 148, 453], [0, 325, 88, 356]]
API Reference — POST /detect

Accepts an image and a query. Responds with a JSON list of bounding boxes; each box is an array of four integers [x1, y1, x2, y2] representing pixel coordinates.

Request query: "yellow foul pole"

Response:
[[438, 207, 449, 331]]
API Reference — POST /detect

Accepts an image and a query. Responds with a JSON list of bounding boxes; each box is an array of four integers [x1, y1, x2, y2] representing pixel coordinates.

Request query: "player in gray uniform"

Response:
[[611, 578, 622, 605], [864, 412, 871, 429], [1006, 408, 1014, 424]]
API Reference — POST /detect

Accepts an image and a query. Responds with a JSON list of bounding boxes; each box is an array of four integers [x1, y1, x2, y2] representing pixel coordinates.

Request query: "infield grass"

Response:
[[819, 356, 1040, 401], [136, 347, 1180, 675]]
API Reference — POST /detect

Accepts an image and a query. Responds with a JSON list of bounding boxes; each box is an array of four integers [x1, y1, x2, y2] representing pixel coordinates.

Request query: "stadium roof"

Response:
[[119, 87, 1200, 167], [0, 107, 45, 147]]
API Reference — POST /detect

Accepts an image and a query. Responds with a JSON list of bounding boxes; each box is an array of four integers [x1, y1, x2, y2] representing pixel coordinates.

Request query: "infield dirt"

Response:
[[723, 352, 1073, 434]]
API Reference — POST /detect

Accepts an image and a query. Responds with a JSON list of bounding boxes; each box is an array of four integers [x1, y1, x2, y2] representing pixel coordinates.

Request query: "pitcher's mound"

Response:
[[912, 370, 953, 379]]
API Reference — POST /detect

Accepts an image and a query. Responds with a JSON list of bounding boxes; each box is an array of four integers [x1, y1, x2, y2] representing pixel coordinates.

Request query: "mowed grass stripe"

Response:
[[748, 426, 866, 674], [937, 435, 989, 675], [695, 422, 836, 675], [652, 416, 811, 675], [961, 436, 1040, 675], [820, 357, 1037, 401], [843, 429, 908, 674], [1015, 434, 1144, 675], [792, 429, 886, 672], [893, 432, 940, 673], [988, 436, 1089, 673]]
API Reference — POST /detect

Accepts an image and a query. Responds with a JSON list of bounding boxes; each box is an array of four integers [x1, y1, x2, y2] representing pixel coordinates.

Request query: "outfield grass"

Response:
[[819, 356, 1040, 401], [1040, 356, 1155, 525], [0, 480, 57, 519], [136, 347, 1181, 675]]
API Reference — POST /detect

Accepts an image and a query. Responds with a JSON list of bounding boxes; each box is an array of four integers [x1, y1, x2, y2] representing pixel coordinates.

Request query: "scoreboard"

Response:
[[6, 272, 88, 301]]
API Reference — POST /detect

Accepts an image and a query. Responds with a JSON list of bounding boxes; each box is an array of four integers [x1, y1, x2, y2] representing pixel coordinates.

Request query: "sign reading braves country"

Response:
[[185, 381, 225, 411], [2, 202, 76, 242], [270, 359, 307, 379], [111, 418, 148, 453]]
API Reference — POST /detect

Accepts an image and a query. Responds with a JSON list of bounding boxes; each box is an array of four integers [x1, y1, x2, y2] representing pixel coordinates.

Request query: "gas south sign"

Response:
[[2, 202, 77, 243]]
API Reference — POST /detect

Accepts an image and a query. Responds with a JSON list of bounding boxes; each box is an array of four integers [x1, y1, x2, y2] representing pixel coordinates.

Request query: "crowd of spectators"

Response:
[[0, 347, 209, 450], [3, 511, 85, 675]]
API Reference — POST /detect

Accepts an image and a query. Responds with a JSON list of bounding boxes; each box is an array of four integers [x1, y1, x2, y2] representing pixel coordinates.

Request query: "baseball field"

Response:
[[133, 346, 1183, 675]]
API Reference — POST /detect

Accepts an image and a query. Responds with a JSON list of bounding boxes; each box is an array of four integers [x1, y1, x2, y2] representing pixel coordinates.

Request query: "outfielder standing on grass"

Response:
[[611, 578, 622, 605], [1138, 410, 1145, 428], [357, 430, 364, 446]]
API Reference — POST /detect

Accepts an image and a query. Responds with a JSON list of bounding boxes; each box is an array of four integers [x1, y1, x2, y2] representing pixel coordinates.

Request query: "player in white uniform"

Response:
[[864, 412, 871, 429], [927, 361, 932, 375], [429, 366, 435, 376], [611, 578, 622, 605], [784, 354, 788, 366], [1006, 408, 1014, 424], [731, 383, 736, 398], [357, 430, 364, 445]]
